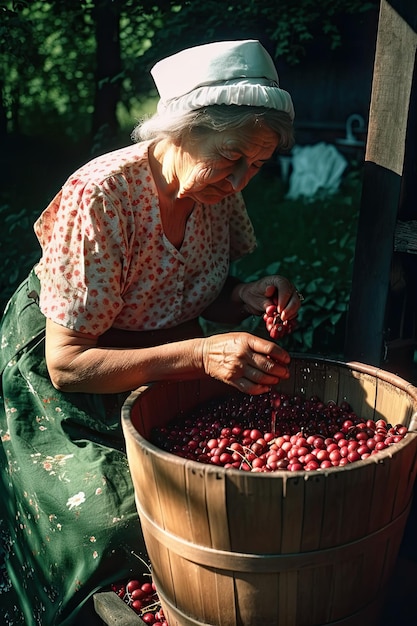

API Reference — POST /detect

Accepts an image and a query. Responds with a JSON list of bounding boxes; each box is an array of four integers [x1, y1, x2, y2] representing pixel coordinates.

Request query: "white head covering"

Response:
[[151, 39, 295, 120]]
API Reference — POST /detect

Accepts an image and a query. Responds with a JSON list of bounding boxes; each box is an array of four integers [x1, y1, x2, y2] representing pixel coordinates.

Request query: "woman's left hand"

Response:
[[235, 276, 302, 322]]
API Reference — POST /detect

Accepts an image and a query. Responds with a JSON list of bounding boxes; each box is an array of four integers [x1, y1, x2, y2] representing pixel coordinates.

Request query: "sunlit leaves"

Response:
[[1, 0, 378, 141], [231, 170, 362, 356]]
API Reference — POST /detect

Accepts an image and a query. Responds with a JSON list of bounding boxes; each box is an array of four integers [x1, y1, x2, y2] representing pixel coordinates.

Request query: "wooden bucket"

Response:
[[121, 356, 417, 626]]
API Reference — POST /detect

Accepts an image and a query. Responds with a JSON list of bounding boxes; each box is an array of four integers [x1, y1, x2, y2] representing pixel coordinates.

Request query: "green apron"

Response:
[[0, 270, 147, 625]]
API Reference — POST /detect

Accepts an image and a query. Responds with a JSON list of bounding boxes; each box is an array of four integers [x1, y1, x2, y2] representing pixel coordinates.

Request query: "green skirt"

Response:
[[0, 272, 147, 625]]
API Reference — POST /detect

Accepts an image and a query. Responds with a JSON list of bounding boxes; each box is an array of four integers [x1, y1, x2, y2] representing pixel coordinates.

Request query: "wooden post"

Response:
[[345, 0, 417, 370]]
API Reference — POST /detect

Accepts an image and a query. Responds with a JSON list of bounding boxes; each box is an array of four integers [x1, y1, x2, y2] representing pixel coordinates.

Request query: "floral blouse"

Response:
[[34, 141, 257, 335]]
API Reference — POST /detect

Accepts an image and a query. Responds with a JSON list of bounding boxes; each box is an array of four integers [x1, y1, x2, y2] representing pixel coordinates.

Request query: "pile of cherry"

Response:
[[111, 575, 167, 624], [113, 392, 410, 620], [151, 391, 410, 472]]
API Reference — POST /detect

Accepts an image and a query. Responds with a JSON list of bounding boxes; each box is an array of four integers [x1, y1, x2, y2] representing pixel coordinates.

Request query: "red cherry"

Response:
[[131, 599, 143, 612], [320, 460, 332, 469], [131, 588, 146, 601], [126, 579, 141, 593], [141, 581, 154, 595], [347, 450, 361, 463]]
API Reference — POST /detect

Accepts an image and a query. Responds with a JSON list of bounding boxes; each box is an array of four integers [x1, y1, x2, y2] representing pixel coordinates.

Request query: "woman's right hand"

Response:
[[200, 331, 291, 395], [46, 320, 289, 396]]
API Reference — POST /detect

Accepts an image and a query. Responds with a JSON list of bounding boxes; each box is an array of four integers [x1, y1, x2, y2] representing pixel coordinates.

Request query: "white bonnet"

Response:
[[151, 39, 295, 120]]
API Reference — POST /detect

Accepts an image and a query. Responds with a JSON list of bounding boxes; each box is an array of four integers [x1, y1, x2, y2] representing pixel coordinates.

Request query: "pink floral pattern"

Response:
[[0, 141, 258, 623], [34, 142, 257, 335]]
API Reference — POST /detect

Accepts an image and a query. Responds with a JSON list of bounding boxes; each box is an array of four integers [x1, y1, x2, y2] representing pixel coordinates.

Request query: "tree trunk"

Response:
[[91, 0, 122, 149], [0, 80, 8, 139]]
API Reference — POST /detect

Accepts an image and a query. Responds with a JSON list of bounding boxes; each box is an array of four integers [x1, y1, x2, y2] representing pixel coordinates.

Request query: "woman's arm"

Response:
[[45, 318, 291, 396], [45, 319, 204, 393]]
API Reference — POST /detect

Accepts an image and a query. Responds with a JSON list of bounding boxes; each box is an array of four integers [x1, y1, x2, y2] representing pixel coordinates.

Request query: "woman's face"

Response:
[[175, 123, 280, 204]]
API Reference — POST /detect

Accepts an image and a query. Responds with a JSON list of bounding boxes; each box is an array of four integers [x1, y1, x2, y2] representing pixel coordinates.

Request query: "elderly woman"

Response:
[[0, 39, 300, 624]]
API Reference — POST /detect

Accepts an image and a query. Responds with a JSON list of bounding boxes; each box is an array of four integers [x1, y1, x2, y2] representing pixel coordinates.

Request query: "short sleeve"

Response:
[[33, 143, 259, 335], [34, 177, 129, 335]]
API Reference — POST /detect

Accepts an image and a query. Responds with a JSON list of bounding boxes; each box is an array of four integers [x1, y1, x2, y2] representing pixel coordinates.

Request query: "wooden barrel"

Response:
[[121, 356, 417, 626]]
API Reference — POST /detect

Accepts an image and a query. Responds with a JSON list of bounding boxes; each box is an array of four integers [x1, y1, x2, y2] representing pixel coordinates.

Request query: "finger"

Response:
[[248, 334, 291, 365], [278, 288, 303, 320], [288, 288, 304, 304], [251, 352, 290, 379], [264, 284, 276, 298], [242, 364, 282, 386], [233, 363, 290, 394], [234, 378, 273, 395], [271, 283, 294, 309]]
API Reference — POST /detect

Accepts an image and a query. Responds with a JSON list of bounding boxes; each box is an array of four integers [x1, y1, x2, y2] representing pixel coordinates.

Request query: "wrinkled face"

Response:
[[175, 124, 280, 204]]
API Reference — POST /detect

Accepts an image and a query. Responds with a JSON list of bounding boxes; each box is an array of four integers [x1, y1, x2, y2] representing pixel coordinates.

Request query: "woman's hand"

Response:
[[201, 331, 291, 395], [234, 275, 302, 322], [45, 320, 290, 396]]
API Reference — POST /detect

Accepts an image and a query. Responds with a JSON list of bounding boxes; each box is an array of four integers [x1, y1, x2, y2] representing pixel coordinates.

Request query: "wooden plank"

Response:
[[345, 0, 417, 366], [204, 467, 236, 625], [93, 591, 145, 625], [366, 0, 417, 175], [345, 163, 402, 365]]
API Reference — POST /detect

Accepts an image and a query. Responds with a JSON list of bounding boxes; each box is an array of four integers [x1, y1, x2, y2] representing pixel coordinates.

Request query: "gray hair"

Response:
[[131, 105, 294, 152]]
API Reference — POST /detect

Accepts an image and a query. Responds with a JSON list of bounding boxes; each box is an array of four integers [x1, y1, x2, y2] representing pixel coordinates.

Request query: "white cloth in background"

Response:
[[286, 142, 348, 200]]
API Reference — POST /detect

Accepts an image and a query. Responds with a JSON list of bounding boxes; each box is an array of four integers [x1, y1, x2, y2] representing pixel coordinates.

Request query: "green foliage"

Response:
[[0, 201, 41, 308], [0, 0, 379, 142], [140, 0, 379, 67], [1, 1, 96, 138], [0, 0, 154, 140], [265, 0, 378, 63], [229, 168, 362, 357]]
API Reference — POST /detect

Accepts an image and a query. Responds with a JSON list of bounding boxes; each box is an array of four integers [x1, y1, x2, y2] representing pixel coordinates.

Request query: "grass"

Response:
[[238, 164, 360, 284]]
